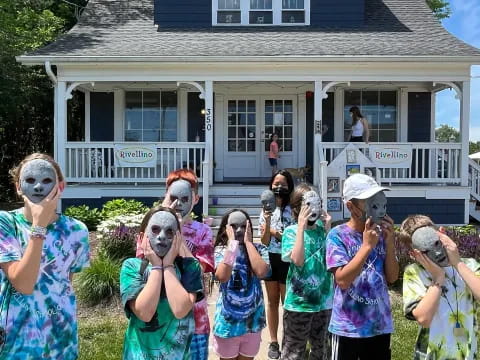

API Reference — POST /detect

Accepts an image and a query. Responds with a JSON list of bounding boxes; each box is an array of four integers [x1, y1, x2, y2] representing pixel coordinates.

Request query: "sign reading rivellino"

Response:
[[114, 144, 157, 168], [369, 145, 412, 168]]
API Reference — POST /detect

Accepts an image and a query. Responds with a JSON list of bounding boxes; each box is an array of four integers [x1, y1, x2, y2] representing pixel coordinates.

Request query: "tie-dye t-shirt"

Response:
[[326, 223, 393, 338], [281, 221, 333, 312], [120, 257, 203, 360], [0, 209, 90, 360], [258, 205, 294, 254], [213, 243, 270, 338], [403, 259, 480, 360]]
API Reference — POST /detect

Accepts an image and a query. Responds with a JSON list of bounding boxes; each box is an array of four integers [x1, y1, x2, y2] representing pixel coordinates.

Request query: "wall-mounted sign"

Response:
[[114, 144, 157, 168], [369, 145, 412, 168]]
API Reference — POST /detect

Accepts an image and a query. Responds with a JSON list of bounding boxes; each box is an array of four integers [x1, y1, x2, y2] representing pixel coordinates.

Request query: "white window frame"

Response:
[[212, 0, 310, 26]]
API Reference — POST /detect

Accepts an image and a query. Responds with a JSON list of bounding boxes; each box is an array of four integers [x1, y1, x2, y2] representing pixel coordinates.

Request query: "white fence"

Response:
[[319, 142, 462, 185], [65, 142, 207, 183]]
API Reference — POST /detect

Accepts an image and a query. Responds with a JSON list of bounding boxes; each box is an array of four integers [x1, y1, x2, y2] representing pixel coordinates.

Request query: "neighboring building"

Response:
[[17, 0, 480, 224]]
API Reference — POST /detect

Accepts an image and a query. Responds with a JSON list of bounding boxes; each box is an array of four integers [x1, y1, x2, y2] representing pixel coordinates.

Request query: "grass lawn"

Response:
[[78, 292, 418, 360]]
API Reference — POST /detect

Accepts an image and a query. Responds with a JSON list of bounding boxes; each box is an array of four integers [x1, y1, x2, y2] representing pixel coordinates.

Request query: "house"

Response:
[[17, 0, 480, 224]]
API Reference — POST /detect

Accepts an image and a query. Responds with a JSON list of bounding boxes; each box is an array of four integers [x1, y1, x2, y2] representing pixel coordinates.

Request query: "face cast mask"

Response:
[[168, 179, 193, 218], [19, 159, 57, 204], [146, 211, 178, 258], [365, 191, 387, 225], [260, 190, 276, 213], [227, 211, 248, 243], [412, 226, 449, 267], [302, 190, 321, 223]]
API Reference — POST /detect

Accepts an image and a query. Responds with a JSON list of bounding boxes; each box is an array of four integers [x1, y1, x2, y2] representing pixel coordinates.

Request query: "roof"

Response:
[[18, 0, 480, 63]]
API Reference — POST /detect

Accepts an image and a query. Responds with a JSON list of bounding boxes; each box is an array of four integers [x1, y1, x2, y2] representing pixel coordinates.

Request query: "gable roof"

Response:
[[18, 0, 480, 64]]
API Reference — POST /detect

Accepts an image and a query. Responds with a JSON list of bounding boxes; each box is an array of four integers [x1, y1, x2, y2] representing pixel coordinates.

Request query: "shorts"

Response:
[[263, 252, 289, 284], [213, 332, 262, 358], [269, 158, 278, 166], [190, 333, 209, 360], [349, 136, 363, 142], [331, 333, 391, 360]]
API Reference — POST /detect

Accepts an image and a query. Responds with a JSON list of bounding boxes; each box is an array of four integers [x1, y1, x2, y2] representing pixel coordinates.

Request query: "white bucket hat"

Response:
[[343, 173, 390, 203]]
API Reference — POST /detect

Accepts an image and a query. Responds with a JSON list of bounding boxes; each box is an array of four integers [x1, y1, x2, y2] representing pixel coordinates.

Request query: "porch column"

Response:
[[460, 80, 471, 187], [313, 80, 322, 186], [205, 80, 214, 186], [56, 81, 67, 174]]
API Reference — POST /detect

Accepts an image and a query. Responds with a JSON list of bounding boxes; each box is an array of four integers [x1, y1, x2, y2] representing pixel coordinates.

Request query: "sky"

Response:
[[436, 0, 480, 141]]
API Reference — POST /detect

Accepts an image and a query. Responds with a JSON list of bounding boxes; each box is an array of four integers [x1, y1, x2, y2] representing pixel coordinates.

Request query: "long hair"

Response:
[[269, 169, 294, 208], [215, 209, 253, 247], [349, 106, 364, 126]]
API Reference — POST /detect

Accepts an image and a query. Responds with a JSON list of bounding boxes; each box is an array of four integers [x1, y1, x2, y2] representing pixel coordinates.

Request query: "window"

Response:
[[264, 100, 293, 151], [227, 100, 257, 152], [213, 0, 309, 25], [125, 91, 177, 142], [344, 90, 397, 142]]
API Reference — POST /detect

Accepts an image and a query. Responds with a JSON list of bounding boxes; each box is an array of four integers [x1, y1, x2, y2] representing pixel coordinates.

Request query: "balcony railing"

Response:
[[65, 142, 206, 183]]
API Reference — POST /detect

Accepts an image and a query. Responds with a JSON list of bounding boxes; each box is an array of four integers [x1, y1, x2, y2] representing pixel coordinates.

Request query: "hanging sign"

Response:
[[114, 144, 157, 168], [369, 145, 412, 168]]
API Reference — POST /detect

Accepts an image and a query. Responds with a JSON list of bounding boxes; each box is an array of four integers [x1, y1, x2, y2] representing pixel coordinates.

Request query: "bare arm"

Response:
[[363, 118, 370, 143], [164, 267, 196, 319], [290, 205, 311, 267], [244, 241, 269, 278], [260, 212, 271, 246], [382, 216, 399, 284], [128, 269, 164, 322], [215, 226, 237, 283]]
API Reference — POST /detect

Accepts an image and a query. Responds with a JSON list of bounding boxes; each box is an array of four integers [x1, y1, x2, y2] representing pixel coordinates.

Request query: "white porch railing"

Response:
[[469, 159, 480, 201], [65, 142, 207, 183], [319, 142, 462, 185]]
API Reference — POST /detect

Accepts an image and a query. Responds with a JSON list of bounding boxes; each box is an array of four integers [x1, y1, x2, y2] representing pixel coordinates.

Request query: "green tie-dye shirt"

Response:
[[0, 209, 90, 360], [403, 259, 480, 360], [120, 257, 203, 360], [282, 220, 333, 312]]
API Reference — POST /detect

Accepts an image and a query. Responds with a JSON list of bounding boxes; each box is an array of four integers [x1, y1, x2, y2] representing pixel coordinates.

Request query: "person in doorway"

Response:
[[258, 169, 295, 359], [0, 153, 90, 359], [400, 214, 480, 360], [326, 173, 398, 360], [348, 106, 369, 143], [269, 133, 281, 175]]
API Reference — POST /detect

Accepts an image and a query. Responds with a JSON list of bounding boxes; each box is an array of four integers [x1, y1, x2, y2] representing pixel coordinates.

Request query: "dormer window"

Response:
[[213, 0, 310, 26]]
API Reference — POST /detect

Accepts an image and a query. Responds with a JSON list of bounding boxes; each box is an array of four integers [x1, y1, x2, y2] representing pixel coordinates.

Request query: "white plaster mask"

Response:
[[302, 190, 321, 223], [168, 179, 193, 218], [227, 211, 248, 243], [146, 211, 178, 258], [260, 190, 276, 213], [412, 226, 449, 267], [365, 191, 387, 225], [19, 159, 57, 203]]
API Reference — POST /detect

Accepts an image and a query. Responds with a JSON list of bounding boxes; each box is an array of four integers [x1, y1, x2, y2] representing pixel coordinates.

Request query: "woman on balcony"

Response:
[[348, 106, 370, 143]]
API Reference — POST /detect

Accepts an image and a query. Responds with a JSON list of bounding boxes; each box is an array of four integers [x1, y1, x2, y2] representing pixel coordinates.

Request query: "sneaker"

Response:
[[268, 342, 281, 360]]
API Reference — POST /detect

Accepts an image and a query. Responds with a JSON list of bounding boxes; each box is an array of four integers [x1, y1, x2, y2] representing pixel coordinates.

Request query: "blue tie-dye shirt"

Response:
[[213, 243, 270, 338], [0, 209, 90, 360]]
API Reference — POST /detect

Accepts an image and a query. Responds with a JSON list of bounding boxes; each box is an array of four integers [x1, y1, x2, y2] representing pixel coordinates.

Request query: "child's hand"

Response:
[[298, 204, 312, 230], [438, 233, 461, 267], [24, 181, 61, 228], [410, 249, 445, 284], [226, 225, 235, 242], [244, 221, 253, 243], [321, 209, 332, 230], [363, 217, 379, 250], [163, 231, 182, 267], [381, 215, 395, 243], [142, 235, 162, 267]]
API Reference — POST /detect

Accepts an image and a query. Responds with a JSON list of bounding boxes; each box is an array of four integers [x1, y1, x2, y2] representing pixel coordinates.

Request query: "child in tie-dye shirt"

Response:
[[0, 153, 90, 360]]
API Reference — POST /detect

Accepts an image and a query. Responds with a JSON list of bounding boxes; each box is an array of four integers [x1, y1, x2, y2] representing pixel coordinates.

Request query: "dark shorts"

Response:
[[269, 158, 278, 166], [331, 333, 391, 360], [350, 136, 363, 142], [263, 252, 289, 284]]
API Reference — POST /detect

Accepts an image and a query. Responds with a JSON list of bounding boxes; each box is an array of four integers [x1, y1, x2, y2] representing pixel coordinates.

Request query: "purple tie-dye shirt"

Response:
[[326, 224, 393, 338]]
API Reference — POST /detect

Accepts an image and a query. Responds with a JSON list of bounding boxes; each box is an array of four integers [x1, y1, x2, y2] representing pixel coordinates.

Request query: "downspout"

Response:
[[45, 61, 58, 161]]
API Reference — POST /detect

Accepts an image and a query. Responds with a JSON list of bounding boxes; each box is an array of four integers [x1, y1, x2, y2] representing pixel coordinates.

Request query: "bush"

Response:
[[97, 214, 143, 262], [65, 205, 102, 231], [100, 199, 148, 220], [75, 254, 121, 306]]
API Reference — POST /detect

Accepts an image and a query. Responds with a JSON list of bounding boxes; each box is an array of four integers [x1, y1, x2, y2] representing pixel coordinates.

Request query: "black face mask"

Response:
[[273, 187, 289, 197]]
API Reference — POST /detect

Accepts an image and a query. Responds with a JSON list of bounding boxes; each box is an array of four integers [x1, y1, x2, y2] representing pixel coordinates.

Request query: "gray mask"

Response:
[[365, 191, 387, 225], [19, 159, 57, 203], [227, 211, 248, 243], [303, 190, 321, 223], [412, 227, 449, 267], [260, 190, 276, 213], [169, 179, 193, 218], [146, 211, 178, 258]]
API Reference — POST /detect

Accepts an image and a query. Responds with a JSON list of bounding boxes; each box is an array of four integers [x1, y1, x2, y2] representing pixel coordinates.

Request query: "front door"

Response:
[[223, 96, 297, 179]]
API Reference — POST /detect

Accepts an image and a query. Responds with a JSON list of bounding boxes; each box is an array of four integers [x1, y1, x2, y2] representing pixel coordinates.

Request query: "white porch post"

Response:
[[56, 81, 67, 174], [313, 80, 322, 186], [205, 80, 214, 186], [460, 80, 471, 187]]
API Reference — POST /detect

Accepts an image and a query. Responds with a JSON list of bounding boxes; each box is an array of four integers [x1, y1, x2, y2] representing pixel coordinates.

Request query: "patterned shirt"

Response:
[[0, 209, 90, 360], [403, 259, 480, 360], [120, 257, 203, 360], [281, 221, 333, 312], [213, 243, 270, 338], [259, 206, 294, 254], [326, 224, 393, 338]]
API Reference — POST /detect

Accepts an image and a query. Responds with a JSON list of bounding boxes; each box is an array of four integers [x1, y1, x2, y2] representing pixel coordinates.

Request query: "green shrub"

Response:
[[101, 199, 148, 220], [65, 205, 102, 231], [75, 254, 121, 306]]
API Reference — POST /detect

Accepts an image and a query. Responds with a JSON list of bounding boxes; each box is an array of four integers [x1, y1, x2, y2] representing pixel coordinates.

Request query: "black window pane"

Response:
[[228, 113, 237, 125], [265, 113, 273, 125], [284, 139, 292, 151], [248, 113, 256, 125], [228, 101, 237, 112], [238, 140, 246, 151], [247, 140, 255, 152], [218, 11, 241, 24], [161, 91, 177, 111], [238, 126, 246, 138], [228, 140, 236, 151], [249, 11, 273, 24], [247, 100, 256, 112], [282, 11, 305, 23], [265, 100, 273, 112], [228, 127, 236, 138], [238, 100, 246, 112], [238, 113, 247, 125]]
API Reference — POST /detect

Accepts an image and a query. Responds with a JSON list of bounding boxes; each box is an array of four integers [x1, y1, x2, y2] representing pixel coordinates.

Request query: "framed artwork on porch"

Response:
[[346, 149, 357, 163], [327, 177, 340, 193], [327, 197, 342, 212], [346, 164, 361, 177]]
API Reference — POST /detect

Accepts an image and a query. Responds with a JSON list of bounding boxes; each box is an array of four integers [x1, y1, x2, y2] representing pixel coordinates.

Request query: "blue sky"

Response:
[[436, 0, 480, 141]]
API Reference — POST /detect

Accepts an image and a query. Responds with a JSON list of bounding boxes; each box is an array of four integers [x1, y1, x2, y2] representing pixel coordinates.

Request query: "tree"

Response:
[[426, 0, 451, 20], [435, 124, 460, 142]]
